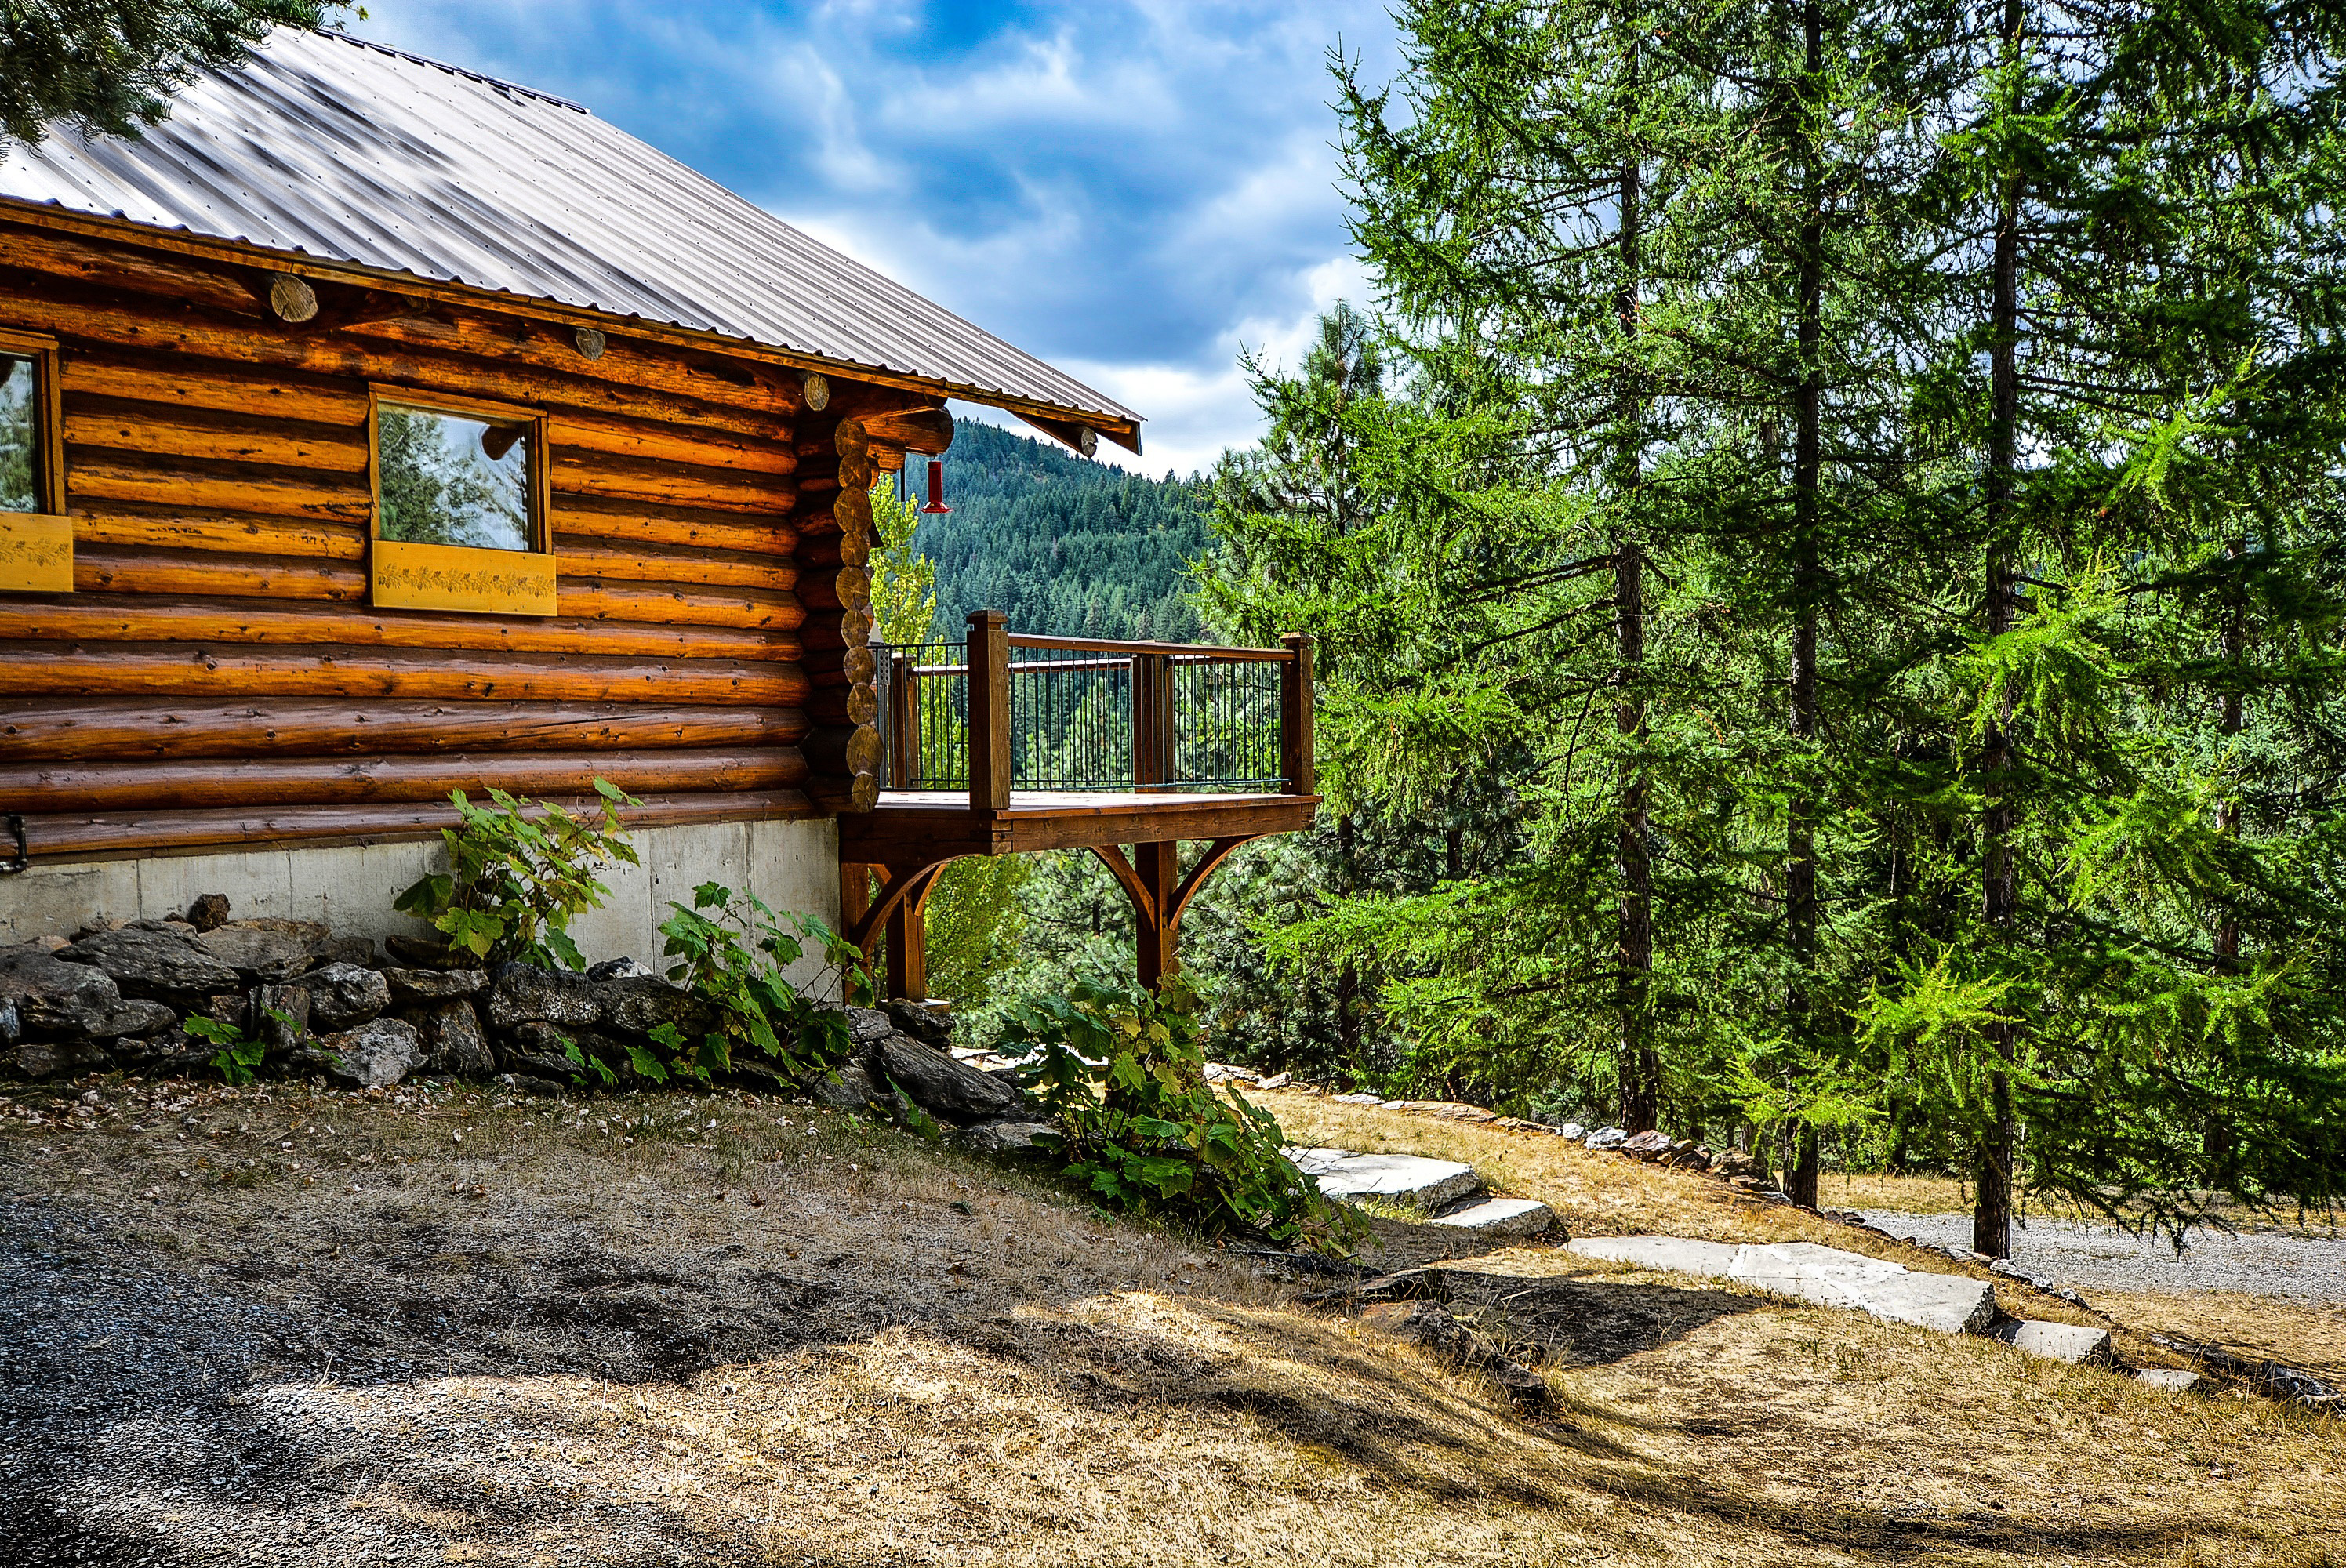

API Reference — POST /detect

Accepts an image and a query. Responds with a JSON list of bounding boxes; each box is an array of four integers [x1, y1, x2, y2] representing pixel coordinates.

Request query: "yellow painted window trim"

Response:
[[367, 384, 556, 616], [0, 325, 70, 596]]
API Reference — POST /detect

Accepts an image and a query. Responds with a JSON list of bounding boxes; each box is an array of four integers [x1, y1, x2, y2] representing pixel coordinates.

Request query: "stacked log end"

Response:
[[796, 416, 881, 813]]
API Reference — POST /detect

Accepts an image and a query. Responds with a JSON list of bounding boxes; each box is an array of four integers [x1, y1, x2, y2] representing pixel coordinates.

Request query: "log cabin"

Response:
[[0, 28, 1316, 993]]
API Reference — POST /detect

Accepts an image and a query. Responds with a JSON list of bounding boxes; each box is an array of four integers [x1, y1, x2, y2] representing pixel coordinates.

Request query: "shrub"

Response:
[[1002, 977, 1362, 1255], [394, 780, 640, 969], [646, 881, 870, 1084], [185, 1005, 296, 1086]]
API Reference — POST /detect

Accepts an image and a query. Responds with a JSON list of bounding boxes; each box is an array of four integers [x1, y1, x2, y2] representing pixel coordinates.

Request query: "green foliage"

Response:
[[920, 854, 1030, 1007], [392, 781, 641, 971], [1002, 977, 1362, 1254], [0, 1, 329, 146], [653, 881, 870, 1084], [1179, 0, 2346, 1250], [870, 478, 938, 644], [186, 1005, 297, 1086]]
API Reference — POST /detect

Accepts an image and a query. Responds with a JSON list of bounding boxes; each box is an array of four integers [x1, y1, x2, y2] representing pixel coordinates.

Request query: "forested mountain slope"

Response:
[[911, 419, 1208, 643]]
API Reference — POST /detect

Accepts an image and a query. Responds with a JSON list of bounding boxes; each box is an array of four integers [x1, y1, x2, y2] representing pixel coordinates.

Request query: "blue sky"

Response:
[[355, 2, 1400, 475]]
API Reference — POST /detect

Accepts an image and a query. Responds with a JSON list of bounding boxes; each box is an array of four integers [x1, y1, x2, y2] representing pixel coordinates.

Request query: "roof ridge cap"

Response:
[[309, 27, 592, 115]]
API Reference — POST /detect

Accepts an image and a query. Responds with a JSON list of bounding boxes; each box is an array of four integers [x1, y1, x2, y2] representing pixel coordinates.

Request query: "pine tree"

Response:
[[1872, 0, 2346, 1251]]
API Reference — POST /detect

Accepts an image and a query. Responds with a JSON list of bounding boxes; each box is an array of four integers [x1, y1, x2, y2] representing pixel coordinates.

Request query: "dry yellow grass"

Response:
[[2, 1074, 2341, 1566]]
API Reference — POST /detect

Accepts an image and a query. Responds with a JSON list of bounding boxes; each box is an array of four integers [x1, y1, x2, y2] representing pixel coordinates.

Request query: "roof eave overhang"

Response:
[[0, 198, 1145, 455]]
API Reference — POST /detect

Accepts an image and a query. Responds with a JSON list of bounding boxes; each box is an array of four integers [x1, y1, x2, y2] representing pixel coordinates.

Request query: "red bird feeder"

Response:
[[921, 456, 952, 515]]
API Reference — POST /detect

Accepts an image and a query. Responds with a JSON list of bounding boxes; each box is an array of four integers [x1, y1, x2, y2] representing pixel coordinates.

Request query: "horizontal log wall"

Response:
[[0, 216, 837, 857]]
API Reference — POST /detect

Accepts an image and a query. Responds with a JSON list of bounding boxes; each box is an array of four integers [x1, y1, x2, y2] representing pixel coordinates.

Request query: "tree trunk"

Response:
[[1332, 809, 1362, 1069], [1614, 76, 1660, 1135], [1974, 0, 2026, 1261], [1786, 1125, 1821, 1209], [2206, 536, 2245, 1171], [1783, 0, 1826, 1196], [2216, 535, 2244, 971]]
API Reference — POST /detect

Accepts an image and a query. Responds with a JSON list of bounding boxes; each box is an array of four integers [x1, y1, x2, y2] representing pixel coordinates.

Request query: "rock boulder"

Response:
[[292, 963, 391, 1032], [801, 1062, 877, 1109], [597, 976, 717, 1040], [415, 1000, 494, 1076], [884, 1000, 953, 1051], [301, 1018, 425, 1089], [56, 923, 240, 1006], [195, 920, 332, 983], [383, 967, 487, 1004], [253, 983, 310, 1055], [485, 964, 605, 1031], [2, 1035, 116, 1079], [957, 1117, 1055, 1156], [1, 945, 125, 1040], [1290, 1148, 1484, 1214], [866, 1031, 1018, 1123], [1566, 1236, 1999, 1335]]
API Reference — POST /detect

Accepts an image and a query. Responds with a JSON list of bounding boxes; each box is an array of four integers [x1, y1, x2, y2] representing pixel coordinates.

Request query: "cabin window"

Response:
[[368, 388, 555, 615], [0, 327, 68, 596]]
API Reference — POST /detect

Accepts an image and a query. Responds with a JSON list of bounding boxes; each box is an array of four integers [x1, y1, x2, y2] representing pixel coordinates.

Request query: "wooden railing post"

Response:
[[1280, 632, 1315, 797], [1131, 652, 1168, 788], [887, 648, 919, 789], [967, 609, 1011, 811]]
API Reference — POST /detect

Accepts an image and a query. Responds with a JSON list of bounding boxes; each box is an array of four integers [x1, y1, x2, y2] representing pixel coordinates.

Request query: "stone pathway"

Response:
[[1565, 1236, 1997, 1334], [1862, 1210, 2346, 1303]]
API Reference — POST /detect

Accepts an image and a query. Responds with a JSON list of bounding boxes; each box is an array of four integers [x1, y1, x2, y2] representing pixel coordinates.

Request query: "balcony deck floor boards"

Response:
[[840, 789, 1320, 862]]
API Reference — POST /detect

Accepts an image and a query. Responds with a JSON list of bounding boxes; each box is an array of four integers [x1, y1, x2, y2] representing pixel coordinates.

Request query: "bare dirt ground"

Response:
[[4, 1074, 2343, 1567]]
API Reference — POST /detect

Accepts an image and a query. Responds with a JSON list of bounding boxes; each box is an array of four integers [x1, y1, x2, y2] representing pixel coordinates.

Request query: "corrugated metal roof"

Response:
[[0, 28, 1141, 441]]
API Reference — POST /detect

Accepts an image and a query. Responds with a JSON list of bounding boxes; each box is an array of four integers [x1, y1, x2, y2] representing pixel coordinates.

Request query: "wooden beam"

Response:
[[1088, 844, 1157, 927], [861, 405, 953, 455], [16, 790, 819, 861], [837, 794, 1318, 862], [884, 862, 945, 1000]]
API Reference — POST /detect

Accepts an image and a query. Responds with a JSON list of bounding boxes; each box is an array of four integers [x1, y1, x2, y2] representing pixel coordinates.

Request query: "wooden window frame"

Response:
[[0, 325, 70, 595], [367, 384, 557, 616]]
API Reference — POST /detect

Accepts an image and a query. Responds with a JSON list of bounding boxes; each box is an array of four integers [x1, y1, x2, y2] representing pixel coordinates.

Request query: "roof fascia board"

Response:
[[0, 199, 1144, 452]]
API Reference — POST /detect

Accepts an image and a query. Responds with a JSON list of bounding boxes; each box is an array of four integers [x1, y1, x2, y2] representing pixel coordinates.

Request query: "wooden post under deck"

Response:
[[884, 871, 931, 1000], [1132, 840, 1180, 988]]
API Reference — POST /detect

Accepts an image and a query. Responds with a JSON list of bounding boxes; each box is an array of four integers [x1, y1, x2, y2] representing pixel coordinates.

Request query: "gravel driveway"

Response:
[[1862, 1210, 2346, 1302]]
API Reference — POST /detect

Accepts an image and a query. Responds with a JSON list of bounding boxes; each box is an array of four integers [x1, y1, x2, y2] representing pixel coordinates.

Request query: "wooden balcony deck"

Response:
[[843, 615, 1320, 996], [838, 788, 1320, 862]]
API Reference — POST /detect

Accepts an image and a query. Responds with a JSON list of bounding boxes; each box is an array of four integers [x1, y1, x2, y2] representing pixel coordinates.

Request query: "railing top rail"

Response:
[[1003, 630, 1295, 662]]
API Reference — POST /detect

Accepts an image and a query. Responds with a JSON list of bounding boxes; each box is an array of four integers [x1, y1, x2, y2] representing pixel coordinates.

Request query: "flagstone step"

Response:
[[1287, 1147, 1484, 1214], [1429, 1197, 1556, 1237], [2134, 1367, 2202, 1392], [1994, 1319, 2114, 1364]]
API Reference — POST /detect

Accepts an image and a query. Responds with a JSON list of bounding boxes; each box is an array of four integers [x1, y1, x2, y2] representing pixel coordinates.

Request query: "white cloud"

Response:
[[348, 1, 1401, 470]]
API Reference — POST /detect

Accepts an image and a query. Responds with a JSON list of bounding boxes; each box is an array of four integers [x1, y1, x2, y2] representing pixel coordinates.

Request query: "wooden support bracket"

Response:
[[842, 855, 960, 1002], [1090, 833, 1262, 991]]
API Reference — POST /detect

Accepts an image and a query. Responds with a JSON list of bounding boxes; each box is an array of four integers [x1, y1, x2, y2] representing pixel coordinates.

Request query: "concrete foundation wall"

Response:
[[0, 818, 843, 991]]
